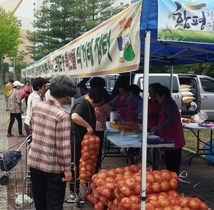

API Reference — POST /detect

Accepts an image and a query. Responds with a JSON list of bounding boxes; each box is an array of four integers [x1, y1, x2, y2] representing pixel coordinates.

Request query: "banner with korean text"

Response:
[[22, 1, 142, 78], [158, 0, 214, 43]]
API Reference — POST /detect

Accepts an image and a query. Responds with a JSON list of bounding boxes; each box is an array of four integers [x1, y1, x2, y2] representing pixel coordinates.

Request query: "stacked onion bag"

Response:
[[83, 164, 209, 210]]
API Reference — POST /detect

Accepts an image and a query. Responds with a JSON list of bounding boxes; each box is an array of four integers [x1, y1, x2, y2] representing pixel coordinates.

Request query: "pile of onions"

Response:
[[84, 165, 209, 210], [79, 134, 100, 184], [146, 190, 209, 210]]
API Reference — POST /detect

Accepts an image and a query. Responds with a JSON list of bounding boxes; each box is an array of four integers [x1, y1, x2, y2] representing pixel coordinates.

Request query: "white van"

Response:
[[133, 73, 214, 121]]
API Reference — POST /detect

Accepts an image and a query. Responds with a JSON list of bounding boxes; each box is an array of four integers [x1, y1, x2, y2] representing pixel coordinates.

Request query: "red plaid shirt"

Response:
[[28, 100, 71, 173]]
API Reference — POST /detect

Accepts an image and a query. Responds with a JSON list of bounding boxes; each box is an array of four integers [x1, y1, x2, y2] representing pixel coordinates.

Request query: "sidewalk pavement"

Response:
[[0, 95, 214, 209]]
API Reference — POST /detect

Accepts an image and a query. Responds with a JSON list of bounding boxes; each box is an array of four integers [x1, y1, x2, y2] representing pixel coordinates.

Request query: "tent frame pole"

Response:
[[140, 30, 151, 210]]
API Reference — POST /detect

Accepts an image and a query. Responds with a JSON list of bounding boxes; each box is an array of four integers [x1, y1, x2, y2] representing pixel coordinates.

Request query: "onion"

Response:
[[133, 174, 141, 183], [167, 190, 180, 198], [123, 166, 131, 172], [89, 136, 96, 144], [95, 178, 105, 186], [182, 207, 191, 210], [129, 195, 140, 204], [188, 198, 200, 209], [81, 139, 90, 146], [79, 167, 86, 174], [158, 197, 170, 208], [95, 136, 100, 143], [161, 170, 171, 181], [119, 185, 132, 197], [169, 178, 178, 189], [146, 172, 155, 183], [81, 152, 90, 160], [146, 182, 153, 194], [81, 145, 89, 153], [180, 196, 190, 207], [107, 169, 116, 178], [145, 203, 155, 210], [85, 170, 93, 178], [152, 182, 161, 193], [115, 174, 124, 182], [124, 177, 135, 189], [170, 171, 178, 180], [148, 193, 158, 201], [200, 201, 209, 210], [134, 184, 141, 194], [173, 205, 182, 210], [86, 164, 93, 171], [160, 180, 170, 192], [150, 200, 160, 208], [153, 172, 162, 183], [90, 182, 97, 190], [115, 167, 125, 174], [116, 180, 124, 188], [104, 182, 116, 191], [88, 143, 95, 150], [113, 198, 120, 207], [163, 206, 174, 210], [94, 201, 105, 210], [105, 177, 114, 183], [119, 197, 132, 209], [101, 188, 113, 200], [130, 164, 140, 173], [86, 159, 93, 166], [132, 203, 141, 210]]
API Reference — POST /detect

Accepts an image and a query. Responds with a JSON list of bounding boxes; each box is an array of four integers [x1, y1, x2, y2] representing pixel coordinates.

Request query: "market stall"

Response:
[[21, 0, 214, 209]]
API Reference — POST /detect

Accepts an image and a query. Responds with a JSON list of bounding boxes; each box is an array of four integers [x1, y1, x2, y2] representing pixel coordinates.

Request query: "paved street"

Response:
[[0, 95, 214, 209]]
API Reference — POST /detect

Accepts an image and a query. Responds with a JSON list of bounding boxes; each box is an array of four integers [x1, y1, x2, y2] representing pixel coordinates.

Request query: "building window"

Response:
[[120, 2, 123, 5]]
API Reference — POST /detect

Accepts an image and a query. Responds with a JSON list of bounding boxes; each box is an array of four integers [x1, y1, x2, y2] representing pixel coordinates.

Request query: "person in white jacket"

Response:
[[24, 77, 48, 136]]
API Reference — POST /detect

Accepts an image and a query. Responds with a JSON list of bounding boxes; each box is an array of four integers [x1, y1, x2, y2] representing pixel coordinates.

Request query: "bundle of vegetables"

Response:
[[79, 134, 100, 184], [84, 164, 209, 210]]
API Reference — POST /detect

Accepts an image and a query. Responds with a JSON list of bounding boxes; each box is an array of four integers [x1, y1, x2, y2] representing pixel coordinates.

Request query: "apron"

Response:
[[158, 100, 185, 150], [148, 99, 161, 132], [122, 95, 141, 123], [114, 94, 129, 116]]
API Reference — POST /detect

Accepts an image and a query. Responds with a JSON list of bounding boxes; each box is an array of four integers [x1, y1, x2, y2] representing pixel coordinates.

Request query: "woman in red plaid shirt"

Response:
[[28, 75, 76, 210]]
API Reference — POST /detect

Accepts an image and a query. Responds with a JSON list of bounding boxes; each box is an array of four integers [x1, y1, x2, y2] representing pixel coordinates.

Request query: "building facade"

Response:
[[0, 0, 44, 63]]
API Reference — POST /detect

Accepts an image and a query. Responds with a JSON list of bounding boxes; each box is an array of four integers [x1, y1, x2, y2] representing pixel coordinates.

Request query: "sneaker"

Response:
[[18, 134, 26, 138], [79, 198, 85, 204], [65, 194, 78, 203], [7, 133, 14, 137]]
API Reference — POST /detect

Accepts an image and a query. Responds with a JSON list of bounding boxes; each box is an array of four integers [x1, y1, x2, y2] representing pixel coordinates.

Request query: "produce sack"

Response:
[[79, 133, 100, 184]]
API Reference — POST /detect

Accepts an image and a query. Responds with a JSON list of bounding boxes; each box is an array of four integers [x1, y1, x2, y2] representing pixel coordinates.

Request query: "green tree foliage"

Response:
[[149, 63, 214, 78], [0, 7, 22, 73], [73, 0, 128, 32], [26, 0, 128, 61]]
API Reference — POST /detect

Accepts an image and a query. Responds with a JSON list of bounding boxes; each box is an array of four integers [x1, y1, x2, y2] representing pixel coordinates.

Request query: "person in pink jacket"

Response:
[[23, 81, 32, 107], [151, 85, 186, 174]]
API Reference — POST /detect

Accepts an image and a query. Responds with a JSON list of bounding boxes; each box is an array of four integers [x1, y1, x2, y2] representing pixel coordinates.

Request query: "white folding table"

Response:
[[102, 130, 174, 167], [183, 123, 214, 165]]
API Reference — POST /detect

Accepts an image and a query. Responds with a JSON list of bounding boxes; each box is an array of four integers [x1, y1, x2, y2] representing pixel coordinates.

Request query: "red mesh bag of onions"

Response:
[[79, 133, 100, 184]]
